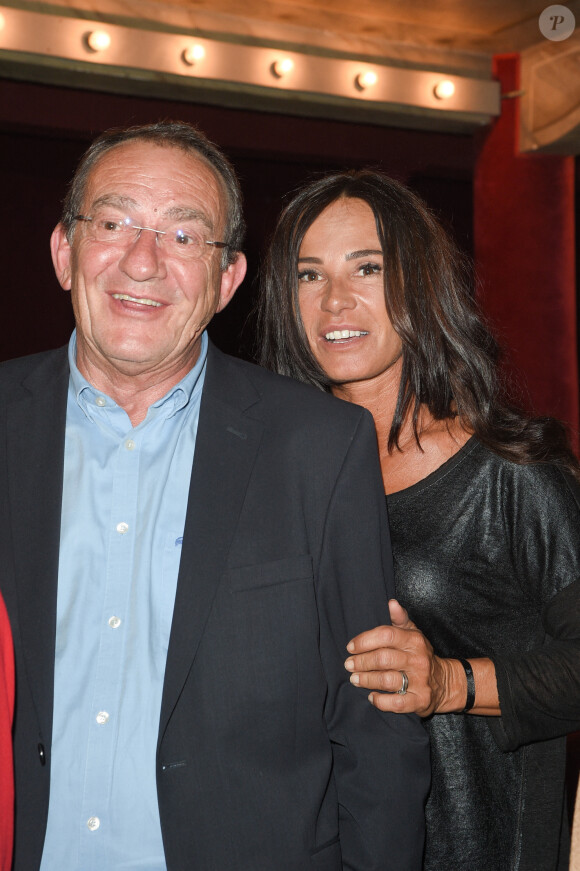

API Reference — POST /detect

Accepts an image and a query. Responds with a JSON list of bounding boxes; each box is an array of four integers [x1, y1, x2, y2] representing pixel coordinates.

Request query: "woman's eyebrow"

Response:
[[345, 249, 383, 260], [297, 256, 323, 263]]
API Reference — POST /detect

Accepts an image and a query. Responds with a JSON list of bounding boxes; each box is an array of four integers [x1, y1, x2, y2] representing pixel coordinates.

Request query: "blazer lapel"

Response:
[[5, 349, 68, 741], [159, 346, 264, 738]]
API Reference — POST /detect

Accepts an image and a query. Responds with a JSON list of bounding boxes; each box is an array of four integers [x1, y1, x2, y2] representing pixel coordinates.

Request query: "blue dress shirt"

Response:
[[40, 331, 208, 870]]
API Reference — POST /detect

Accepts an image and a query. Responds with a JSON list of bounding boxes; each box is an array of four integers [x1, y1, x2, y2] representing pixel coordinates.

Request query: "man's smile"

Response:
[[111, 292, 163, 307]]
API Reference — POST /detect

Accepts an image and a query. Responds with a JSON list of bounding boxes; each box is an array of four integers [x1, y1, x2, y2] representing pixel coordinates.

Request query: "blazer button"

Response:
[[38, 743, 46, 766]]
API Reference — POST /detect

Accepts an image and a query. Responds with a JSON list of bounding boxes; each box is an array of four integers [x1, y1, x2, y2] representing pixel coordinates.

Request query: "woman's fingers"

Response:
[[388, 598, 414, 629], [345, 616, 440, 716]]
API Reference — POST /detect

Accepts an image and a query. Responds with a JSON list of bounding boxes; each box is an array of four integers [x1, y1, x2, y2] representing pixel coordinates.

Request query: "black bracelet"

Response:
[[457, 658, 475, 712]]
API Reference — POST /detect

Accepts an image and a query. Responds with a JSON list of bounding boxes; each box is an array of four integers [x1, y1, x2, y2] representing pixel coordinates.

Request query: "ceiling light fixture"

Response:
[[271, 58, 294, 78], [355, 70, 378, 91], [182, 44, 205, 66], [433, 80, 455, 100], [85, 30, 111, 52]]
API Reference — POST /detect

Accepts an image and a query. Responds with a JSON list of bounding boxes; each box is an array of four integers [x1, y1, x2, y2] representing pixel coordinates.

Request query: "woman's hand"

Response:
[[344, 600, 462, 716]]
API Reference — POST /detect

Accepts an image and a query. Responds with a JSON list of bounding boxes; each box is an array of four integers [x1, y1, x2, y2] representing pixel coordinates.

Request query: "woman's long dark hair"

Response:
[[257, 170, 579, 479]]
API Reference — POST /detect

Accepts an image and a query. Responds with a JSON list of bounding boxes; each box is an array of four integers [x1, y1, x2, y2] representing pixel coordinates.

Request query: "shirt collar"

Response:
[[68, 329, 208, 423]]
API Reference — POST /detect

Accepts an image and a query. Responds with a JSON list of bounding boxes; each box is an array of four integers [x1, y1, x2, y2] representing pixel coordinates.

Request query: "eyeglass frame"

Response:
[[73, 214, 231, 257]]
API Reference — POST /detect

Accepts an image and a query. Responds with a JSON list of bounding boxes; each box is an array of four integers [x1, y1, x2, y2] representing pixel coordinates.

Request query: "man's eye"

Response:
[[100, 220, 123, 233], [172, 230, 206, 251]]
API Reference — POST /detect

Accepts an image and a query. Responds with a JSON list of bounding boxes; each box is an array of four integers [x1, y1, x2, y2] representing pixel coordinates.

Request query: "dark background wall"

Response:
[[0, 77, 474, 364]]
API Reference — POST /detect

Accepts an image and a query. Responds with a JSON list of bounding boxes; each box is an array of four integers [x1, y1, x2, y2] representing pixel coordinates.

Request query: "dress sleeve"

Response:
[[489, 466, 580, 752]]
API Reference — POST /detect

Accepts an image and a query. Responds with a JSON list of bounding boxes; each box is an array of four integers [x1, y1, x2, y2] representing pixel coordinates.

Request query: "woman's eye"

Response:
[[297, 270, 321, 283], [358, 262, 382, 276]]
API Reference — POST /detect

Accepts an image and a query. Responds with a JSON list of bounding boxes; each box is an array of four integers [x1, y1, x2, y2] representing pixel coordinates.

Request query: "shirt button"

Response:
[[96, 711, 109, 725], [125, 439, 136, 451], [116, 522, 129, 534], [87, 816, 100, 831], [108, 616, 121, 629], [95, 397, 106, 407]]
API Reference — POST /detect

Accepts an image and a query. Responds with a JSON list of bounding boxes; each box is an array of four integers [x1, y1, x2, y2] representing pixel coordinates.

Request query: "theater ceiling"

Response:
[[0, 0, 579, 152]]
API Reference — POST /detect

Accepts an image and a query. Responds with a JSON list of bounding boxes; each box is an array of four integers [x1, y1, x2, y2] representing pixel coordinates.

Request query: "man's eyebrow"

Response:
[[345, 249, 383, 260], [89, 198, 214, 232], [91, 194, 139, 211], [164, 207, 213, 232]]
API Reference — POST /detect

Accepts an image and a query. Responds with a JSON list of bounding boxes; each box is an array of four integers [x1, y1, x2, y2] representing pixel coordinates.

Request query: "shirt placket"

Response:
[[79, 429, 140, 866]]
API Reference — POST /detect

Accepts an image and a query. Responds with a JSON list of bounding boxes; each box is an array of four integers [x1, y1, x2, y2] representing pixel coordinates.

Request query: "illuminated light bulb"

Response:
[[182, 44, 205, 66], [271, 58, 294, 78], [0, 13, 5, 30], [86, 30, 111, 52], [433, 80, 455, 100], [355, 70, 378, 91]]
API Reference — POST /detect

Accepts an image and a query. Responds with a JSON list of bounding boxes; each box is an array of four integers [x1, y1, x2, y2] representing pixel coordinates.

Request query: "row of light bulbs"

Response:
[[84, 30, 457, 100]]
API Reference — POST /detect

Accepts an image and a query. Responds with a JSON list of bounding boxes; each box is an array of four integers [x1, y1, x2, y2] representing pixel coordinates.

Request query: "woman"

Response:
[[258, 171, 580, 871], [0, 592, 14, 871]]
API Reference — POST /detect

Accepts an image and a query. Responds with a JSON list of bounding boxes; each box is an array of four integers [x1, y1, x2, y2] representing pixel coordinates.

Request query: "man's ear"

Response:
[[216, 252, 247, 314], [50, 223, 73, 291]]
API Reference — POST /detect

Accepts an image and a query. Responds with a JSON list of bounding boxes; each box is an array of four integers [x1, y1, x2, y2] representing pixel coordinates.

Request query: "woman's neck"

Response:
[[332, 361, 401, 450], [332, 366, 472, 494]]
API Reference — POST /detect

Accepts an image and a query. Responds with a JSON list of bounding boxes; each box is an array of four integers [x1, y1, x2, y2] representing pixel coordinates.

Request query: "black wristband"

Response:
[[458, 658, 475, 712]]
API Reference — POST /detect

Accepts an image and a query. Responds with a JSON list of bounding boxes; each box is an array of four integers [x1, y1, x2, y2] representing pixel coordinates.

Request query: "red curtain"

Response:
[[474, 54, 578, 449]]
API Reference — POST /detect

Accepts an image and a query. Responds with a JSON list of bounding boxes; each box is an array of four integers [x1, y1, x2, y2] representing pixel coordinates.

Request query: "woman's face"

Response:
[[297, 197, 402, 389]]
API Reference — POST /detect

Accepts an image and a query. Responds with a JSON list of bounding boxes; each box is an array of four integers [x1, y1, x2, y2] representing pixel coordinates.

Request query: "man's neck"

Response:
[[75, 341, 202, 427]]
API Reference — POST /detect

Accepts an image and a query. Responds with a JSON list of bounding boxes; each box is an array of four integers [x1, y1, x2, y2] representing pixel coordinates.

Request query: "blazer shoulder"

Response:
[[210, 347, 368, 427], [0, 346, 69, 399]]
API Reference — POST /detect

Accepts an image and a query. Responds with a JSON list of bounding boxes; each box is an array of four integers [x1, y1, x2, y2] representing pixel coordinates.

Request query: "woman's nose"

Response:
[[321, 277, 356, 313]]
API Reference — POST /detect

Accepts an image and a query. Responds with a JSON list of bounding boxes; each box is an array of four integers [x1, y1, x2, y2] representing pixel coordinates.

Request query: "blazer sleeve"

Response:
[[315, 410, 430, 871]]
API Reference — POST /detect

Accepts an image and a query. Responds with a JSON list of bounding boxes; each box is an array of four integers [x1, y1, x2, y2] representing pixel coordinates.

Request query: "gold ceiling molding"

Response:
[[0, 3, 501, 131]]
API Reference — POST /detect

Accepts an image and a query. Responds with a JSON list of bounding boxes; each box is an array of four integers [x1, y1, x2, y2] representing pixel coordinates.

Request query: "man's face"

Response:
[[51, 140, 246, 383]]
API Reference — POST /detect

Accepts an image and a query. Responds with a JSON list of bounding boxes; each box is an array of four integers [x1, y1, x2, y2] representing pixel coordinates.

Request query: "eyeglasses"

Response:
[[74, 213, 230, 261]]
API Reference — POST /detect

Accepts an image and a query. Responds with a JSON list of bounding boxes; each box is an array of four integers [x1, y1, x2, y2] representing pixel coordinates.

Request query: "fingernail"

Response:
[[350, 673, 360, 685], [344, 658, 354, 671], [346, 641, 355, 653], [368, 693, 374, 704]]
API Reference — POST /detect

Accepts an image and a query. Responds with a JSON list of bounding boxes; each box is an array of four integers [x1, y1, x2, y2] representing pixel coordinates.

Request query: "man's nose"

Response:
[[118, 228, 167, 281]]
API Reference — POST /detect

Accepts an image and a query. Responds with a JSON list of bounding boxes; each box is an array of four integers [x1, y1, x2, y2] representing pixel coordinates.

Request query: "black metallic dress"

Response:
[[386, 438, 580, 871]]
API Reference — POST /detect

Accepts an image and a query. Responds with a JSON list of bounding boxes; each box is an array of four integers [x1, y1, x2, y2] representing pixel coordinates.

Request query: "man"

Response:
[[0, 121, 429, 870]]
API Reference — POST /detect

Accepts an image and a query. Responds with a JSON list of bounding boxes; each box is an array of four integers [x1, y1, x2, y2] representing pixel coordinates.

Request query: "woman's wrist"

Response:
[[432, 656, 471, 714], [457, 658, 475, 711], [435, 656, 501, 716]]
